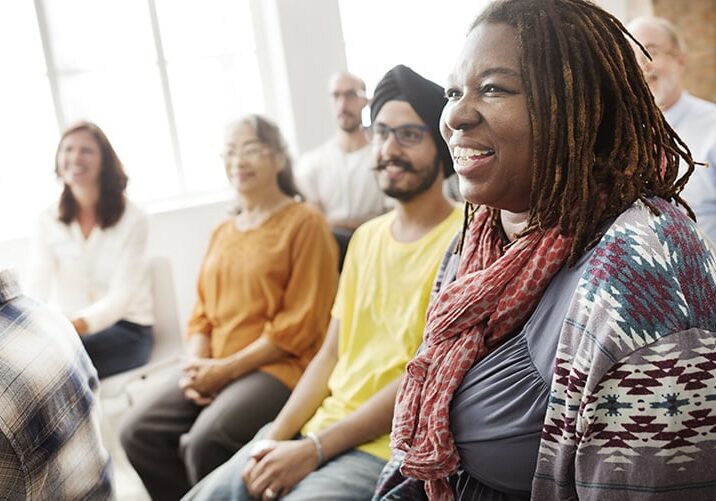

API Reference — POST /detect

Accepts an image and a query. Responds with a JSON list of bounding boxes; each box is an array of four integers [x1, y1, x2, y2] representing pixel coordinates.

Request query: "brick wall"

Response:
[[652, 0, 716, 103]]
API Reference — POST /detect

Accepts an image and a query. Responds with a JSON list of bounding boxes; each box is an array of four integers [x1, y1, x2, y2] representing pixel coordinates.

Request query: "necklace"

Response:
[[234, 198, 293, 231]]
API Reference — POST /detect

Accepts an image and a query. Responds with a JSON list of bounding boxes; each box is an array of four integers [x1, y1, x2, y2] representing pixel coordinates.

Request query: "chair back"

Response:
[[99, 255, 183, 398], [148, 255, 183, 362]]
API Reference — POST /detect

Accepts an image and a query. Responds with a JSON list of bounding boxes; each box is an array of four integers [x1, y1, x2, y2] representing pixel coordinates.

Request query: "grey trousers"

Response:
[[120, 370, 291, 501]]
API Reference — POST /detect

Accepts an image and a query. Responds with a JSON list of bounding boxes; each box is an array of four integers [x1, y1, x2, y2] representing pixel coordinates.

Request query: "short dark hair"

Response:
[[56, 121, 128, 229]]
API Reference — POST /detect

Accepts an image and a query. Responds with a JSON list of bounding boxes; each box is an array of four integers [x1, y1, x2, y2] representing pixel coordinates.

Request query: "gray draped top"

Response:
[[437, 244, 595, 499]]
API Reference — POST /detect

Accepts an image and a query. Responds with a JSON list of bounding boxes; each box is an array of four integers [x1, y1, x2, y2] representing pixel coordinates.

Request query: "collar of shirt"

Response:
[[663, 91, 691, 128]]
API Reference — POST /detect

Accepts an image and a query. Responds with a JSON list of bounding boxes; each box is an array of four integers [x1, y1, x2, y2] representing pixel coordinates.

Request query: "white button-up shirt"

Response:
[[665, 92, 716, 245], [26, 200, 154, 332], [295, 138, 389, 225]]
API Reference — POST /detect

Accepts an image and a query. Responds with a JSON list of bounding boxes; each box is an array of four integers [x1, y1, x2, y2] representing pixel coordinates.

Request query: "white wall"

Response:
[[275, 0, 347, 153], [0, 239, 29, 277], [252, 0, 348, 156], [145, 199, 232, 325]]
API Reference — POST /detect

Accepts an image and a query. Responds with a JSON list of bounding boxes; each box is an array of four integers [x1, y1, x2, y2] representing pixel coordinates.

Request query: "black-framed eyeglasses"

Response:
[[365, 123, 430, 147]]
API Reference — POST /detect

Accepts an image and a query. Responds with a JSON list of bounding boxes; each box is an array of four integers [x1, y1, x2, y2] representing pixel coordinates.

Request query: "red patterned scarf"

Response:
[[391, 208, 573, 500]]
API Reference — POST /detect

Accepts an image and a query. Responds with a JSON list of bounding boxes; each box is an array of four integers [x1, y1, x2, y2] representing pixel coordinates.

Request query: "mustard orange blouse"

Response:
[[187, 203, 338, 389]]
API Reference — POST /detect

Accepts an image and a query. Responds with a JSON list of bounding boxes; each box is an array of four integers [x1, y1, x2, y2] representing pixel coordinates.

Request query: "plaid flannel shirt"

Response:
[[0, 269, 113, 500]]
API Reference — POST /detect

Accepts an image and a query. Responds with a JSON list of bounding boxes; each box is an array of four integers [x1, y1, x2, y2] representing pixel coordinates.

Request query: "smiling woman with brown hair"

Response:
[[376, 1, 716, 500], [28, 121, 155, 379]]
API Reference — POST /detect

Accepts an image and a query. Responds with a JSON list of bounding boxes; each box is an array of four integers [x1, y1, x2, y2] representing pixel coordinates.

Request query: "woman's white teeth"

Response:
[[453, 146, 493, 160]]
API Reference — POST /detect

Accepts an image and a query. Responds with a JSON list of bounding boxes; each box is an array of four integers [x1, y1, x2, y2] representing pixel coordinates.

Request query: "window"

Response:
[[45, 0, 179, 202], [338, 0, 490, 96], [155, 0, 265, 193], [0, 1, 59, 240], [0, 0, 263, 240]]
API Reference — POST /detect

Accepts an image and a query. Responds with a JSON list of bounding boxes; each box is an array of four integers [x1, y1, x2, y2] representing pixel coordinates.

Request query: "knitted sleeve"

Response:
[[533, 328, 716, 500], [533, 199, 716, 500]]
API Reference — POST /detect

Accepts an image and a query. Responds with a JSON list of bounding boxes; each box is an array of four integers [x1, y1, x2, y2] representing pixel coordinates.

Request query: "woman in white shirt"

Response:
[[28, 121, 154, 378]]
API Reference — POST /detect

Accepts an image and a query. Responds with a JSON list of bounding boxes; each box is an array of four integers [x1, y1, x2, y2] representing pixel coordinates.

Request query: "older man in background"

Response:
[[629, 16, 716, 245], [295, 72, 389, 268]]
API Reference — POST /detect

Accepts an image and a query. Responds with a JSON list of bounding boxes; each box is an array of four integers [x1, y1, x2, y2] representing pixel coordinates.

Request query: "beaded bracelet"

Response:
[[305, 432, 324, 465]]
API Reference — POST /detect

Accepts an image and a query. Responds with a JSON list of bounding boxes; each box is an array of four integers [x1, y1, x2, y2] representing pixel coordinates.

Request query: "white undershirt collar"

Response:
[[500, 209, 529, 242]]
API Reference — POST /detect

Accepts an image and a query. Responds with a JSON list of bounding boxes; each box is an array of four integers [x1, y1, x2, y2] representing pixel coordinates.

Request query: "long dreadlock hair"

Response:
[[459, 0, 695, 265]]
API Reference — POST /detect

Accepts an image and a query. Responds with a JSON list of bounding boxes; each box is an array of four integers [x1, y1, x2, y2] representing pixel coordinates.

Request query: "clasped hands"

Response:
[[242, 437, 320, 500], [179, 357, 233, 406], [70, 317, 89, 335]]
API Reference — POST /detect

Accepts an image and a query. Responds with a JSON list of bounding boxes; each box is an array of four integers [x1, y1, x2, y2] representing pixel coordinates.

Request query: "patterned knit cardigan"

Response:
[[375, 199, 716, 500], [532, 199, 716, 500]]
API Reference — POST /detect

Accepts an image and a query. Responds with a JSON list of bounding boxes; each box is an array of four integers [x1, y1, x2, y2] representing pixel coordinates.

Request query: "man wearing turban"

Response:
[[183, 65, 462, 501]]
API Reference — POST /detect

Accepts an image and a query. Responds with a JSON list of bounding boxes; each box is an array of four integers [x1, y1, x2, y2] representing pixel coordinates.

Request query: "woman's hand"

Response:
[[243, 439, 320, 500], [181, 357, 235, 396], [178, 381, 214, 406], [70, 317, 89, 335]]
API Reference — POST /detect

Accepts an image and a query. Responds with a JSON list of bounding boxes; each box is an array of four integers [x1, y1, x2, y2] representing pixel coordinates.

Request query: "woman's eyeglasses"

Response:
[[221, 145, 269, 162]]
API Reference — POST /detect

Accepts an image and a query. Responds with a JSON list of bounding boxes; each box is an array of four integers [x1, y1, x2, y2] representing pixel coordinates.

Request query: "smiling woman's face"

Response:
[[56, 129, 103, 189], [223, 123, 281, 195], [440, 22, 533, 212]]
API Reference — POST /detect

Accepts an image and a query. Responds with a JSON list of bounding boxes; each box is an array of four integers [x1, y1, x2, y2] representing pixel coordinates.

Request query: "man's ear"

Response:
[[674, 50, 688, 76]]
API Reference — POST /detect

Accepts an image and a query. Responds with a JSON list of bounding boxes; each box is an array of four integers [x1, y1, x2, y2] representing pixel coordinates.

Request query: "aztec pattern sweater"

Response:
[[532, 198, 716, 499]]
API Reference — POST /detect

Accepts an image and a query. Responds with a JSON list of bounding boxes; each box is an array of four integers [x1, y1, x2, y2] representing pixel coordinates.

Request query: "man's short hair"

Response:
[[329, 72, 367, 92]]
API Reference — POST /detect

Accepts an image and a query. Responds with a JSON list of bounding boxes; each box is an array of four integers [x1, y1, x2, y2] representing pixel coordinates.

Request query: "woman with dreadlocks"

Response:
[[375, 0, 716, 500]]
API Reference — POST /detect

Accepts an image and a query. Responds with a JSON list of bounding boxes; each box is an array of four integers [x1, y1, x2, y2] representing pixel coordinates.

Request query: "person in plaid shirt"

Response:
[[0, 268, 112, 499]]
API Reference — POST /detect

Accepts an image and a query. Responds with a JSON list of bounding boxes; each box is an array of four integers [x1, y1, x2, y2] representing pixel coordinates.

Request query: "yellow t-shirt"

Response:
[[302, 206, 462, 460]]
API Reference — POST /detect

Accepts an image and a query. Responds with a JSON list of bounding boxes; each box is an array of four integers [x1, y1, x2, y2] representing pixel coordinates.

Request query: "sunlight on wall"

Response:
[[338, 0, 491, 96]]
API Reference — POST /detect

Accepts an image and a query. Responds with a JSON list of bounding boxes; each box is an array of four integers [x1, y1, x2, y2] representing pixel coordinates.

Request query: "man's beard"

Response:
[[338, 112, 361, 133], [374, 155, 440, 202]]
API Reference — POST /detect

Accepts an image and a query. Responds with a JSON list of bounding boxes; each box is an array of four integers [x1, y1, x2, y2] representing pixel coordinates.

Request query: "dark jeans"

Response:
[[120, 370, 291, 501], [81, 320, 153, 379]]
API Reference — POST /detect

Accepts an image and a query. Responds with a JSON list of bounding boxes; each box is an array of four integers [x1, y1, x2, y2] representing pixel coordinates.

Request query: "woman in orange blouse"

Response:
[[121, 115, 338, 500]]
